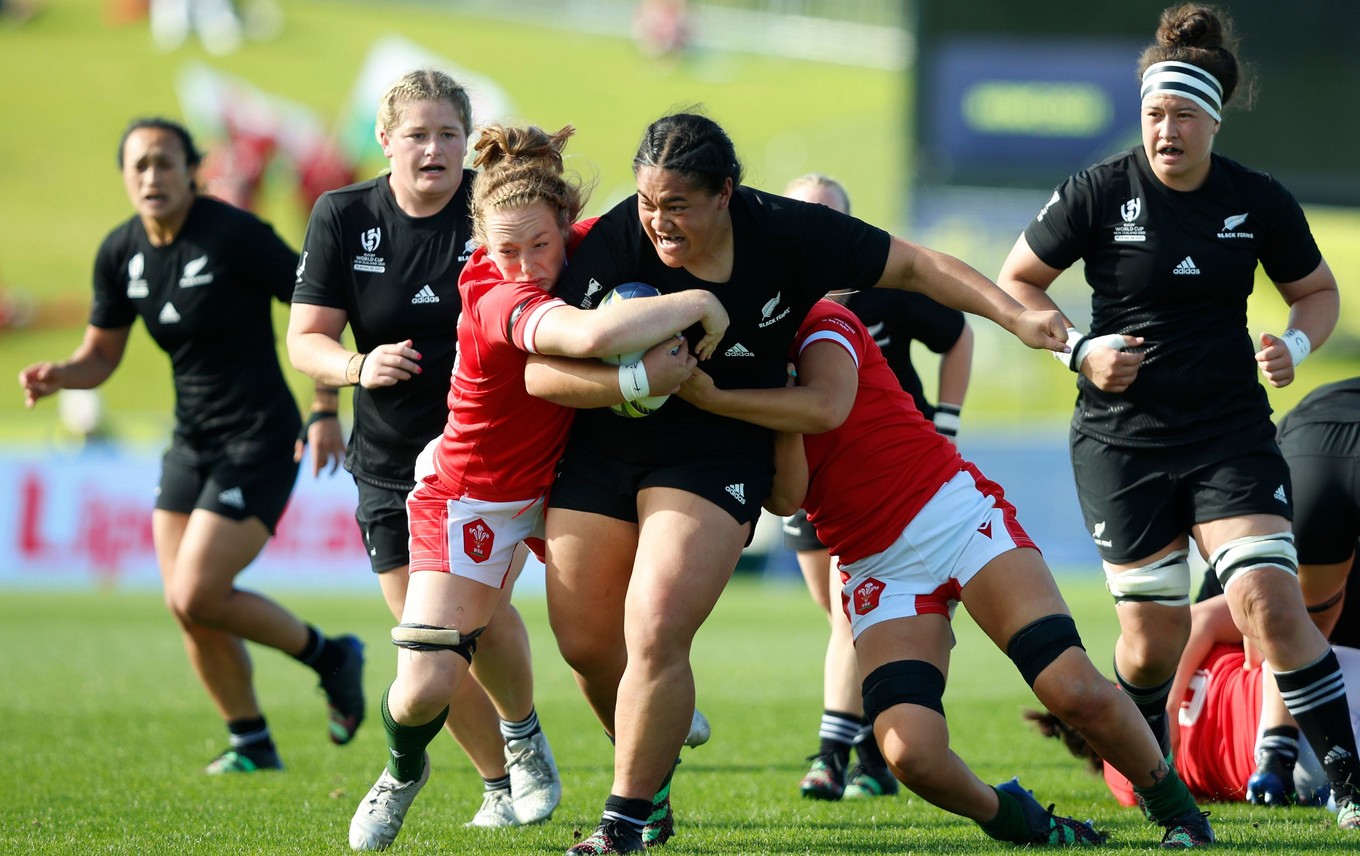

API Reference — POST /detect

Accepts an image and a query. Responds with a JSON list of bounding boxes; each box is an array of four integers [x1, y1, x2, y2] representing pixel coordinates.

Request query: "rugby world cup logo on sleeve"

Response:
[[853, 577, 885, 616], [463, 518, 494, 563]]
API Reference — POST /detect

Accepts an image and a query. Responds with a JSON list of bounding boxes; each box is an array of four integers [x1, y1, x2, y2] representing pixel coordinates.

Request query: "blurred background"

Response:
[[1, 0, 1357, 591]]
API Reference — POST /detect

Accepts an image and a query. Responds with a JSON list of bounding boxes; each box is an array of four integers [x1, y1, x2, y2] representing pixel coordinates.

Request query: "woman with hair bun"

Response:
[[998, 3, 1356, 837], [344, 122, 728, 852]]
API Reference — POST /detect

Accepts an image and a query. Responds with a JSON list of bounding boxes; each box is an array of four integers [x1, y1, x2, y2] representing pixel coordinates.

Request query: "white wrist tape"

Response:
[[618, 361, 650, 402], [1280, 328, 1312, 367], [1054, 327, 1085, 370], [933, 403, 961, 437], [1074, 333, 1130, 370]]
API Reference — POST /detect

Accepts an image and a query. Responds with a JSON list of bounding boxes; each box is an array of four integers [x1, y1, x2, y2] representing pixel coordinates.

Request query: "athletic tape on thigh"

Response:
[[1103, 549, 1191, 607], [391, 623, 485, 663], [1208, 532, 1297, 590], [1006, 614, 1085, 688], [861, 660, 945, 722]]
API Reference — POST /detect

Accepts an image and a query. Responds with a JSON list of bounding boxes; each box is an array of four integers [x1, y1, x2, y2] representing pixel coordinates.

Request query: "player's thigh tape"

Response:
[[391, 623, 484, 663], [1208, 532, 1297, 590], [1007, 614, 1085, 688], [1104, 549, 1191, 607], [861, 660, 945, 722]]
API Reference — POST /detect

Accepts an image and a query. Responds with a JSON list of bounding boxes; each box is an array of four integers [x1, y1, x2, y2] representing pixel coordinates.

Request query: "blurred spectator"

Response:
[[632, 0, 692, 60], [0, 0, 39, 25], [150, 0, 280, 55]]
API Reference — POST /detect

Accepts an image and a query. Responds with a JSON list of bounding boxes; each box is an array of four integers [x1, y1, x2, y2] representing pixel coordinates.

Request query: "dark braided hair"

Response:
[[632, 110, 742, 195]]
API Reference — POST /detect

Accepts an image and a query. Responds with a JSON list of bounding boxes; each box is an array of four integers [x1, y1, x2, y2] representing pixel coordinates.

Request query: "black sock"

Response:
[[602, 794, 651, 831], [817, 709, 861, 770], [226, 716, 274, 753], [293, 625, 345, 677], [854, 724, 887, 768], [1256, 725, 1301, 776], [1115, 666, 1173, 758], [1276, 649, 1360, 800], [483, 774, 510, 793]]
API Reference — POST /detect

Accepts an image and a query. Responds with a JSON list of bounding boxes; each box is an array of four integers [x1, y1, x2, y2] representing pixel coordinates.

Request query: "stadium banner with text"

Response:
[[1, 449, 382, 590]]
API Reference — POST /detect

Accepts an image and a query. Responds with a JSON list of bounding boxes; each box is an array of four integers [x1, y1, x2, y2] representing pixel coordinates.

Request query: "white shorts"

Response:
[[407, 440, 546, 588], [838, 463, 1035, 640]]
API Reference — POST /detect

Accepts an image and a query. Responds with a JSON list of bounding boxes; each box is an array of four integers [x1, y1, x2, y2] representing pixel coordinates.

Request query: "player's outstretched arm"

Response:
[[18, 324, 130, 408]]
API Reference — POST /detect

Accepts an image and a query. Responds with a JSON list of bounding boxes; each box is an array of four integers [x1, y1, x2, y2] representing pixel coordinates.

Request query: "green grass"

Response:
[[0, 575, 1352, 853]]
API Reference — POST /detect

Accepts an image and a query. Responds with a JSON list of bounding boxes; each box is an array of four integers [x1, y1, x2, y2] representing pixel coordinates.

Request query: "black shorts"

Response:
[[1278, 419, 1360, 565], [156, 443, 297, 534], [1070, 430, 1292, 564], [782, 509, 826, 552], [354, 478, 414, 574], [549, 448, 770, 539]]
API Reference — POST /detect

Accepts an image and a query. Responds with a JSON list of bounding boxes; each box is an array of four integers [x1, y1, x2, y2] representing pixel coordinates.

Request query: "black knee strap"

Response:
[[861, 660, 945, 723], [1307, 589, 1345, 614], [1007, 614, 1084, 688]]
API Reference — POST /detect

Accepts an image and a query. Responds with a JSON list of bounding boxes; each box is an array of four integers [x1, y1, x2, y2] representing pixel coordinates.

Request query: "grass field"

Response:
[[1, 574, 1352, 854]]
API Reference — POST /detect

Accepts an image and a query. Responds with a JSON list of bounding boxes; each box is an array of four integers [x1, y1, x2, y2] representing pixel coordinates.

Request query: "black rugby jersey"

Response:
[[90, 196, 301, 460], [556, 187, 890, 465], [841, 288, 965, 419], [293, 172, 475, 490], [1025, 147, 1322, 448], [1278, 377, 1360, 428]]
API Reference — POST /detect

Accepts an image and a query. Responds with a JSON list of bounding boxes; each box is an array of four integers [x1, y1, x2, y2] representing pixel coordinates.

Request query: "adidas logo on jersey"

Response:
[[724, 343, 755, 358], [411, 285, 440, 304], [1173, 256, 1200, 275], [217, 486, 246, 509], [1274, 484, 1287, 503], [725, 483, 746, 504], [158, 303, 181, 324]]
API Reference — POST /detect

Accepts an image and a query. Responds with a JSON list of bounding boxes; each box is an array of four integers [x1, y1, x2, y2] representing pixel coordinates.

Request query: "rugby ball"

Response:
[[599, 282, 672, 418]]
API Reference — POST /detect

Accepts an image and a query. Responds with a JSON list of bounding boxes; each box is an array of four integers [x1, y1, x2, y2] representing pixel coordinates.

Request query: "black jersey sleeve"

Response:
[[556, 197, 637, 308], [249, 216, 300, 304], [783, 198, 890, 298], [292, 193, 348, 309], [1255, 177, 1323, 285], [899, 292, 966, 354], [89, 228, 137, 330], [1022, 171, 1099, 272]]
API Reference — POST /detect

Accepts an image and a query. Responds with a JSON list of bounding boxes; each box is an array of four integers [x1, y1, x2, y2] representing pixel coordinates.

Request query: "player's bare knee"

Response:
[[1038, 672, 1118, 733], [1006, 614, 1085, 688]]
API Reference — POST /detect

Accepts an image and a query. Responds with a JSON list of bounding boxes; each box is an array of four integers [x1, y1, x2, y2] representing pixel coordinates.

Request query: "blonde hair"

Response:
[[470, 124, 588, 245], [784, 173, 851, 215], [376, 69, 472, 134]]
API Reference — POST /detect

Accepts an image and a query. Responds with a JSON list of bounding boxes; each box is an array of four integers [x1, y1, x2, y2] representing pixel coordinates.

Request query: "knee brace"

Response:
[[1104, 549, 1191, 607], [1208, 532, 1297, 590], [1007, 614, 1085, 688], [391, 622, 485, 663], [861, 660, 945, 723]]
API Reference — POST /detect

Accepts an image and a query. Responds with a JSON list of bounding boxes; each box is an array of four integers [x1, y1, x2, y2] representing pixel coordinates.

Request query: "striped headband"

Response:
[[1140, 60, 1223, 121]]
